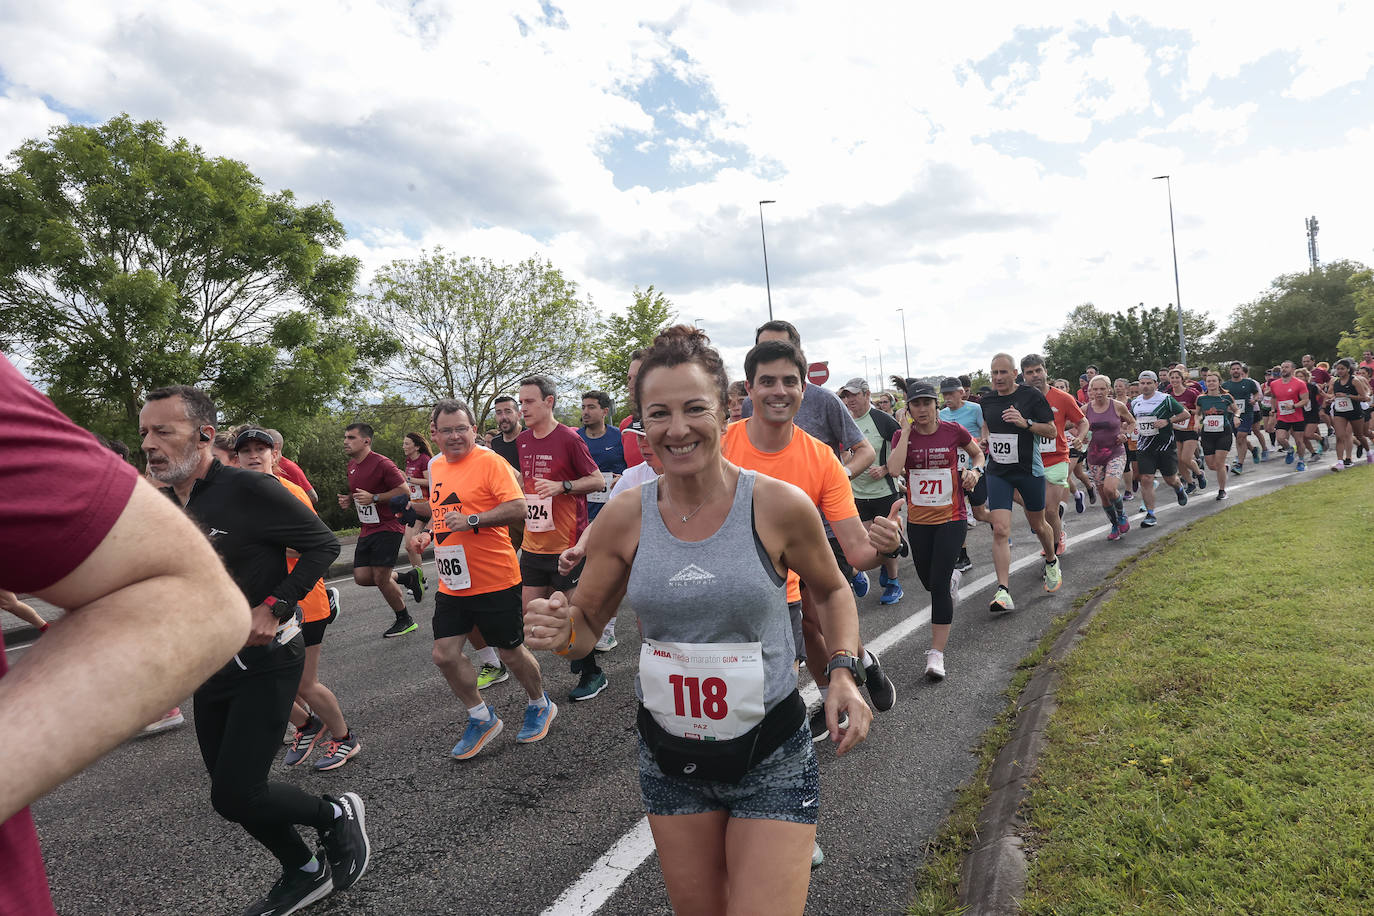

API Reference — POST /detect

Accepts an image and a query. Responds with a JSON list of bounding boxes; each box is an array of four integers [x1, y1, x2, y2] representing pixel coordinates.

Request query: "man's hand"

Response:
[[409, 531, 432, 556], [558, 543, 586, 577], [245, 603, 279, 647], [336, 493, 351, 509], [524, 590, 574, 652], [532, 477, 561, 499], [959, 468, 980, 490], [864, 466, 886, 480], [825, 669, 872, 755], [352, 489, 375, 506], [866, 501, 903, 554], [1001, 406, 1026, 427]]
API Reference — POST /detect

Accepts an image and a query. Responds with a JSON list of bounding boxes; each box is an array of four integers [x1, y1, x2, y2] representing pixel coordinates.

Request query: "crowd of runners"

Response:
[[3, 332, 1370, 916]]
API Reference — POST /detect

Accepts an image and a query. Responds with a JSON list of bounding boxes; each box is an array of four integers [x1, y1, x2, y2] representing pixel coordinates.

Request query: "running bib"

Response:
[[1278, 399, 1295, 415], [1136, 422, 1156, 439], [907, 468, 953, 507], [1202, 415, 1225, 432], [1036, 435, 1056, 454], [356, 502, 379, 525], [958, 449, 971, 470], [1173, 418, 1191, 431], [639, 639, 766, 741], [1262, 396, 1273, 408], [988, 433, 1019, 464], [434, 542, 471, 591], [1333, 396, 1354, 412], [586, 471, 614, 504], [524, 495, 554, 532], [408, 483, 425, 501]]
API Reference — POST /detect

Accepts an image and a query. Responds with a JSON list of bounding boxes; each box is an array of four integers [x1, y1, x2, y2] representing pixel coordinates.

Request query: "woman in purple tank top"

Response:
[[1073, 376, 1138, 541]]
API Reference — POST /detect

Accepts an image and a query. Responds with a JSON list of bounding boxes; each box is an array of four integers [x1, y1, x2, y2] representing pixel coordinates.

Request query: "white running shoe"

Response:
[[924, 649, 946, 681]]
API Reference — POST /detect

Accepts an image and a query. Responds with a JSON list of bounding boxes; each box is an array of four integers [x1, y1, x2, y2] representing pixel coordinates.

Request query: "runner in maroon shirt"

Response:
[[400, 432, 433, 574], [338, 423, 419, 638]]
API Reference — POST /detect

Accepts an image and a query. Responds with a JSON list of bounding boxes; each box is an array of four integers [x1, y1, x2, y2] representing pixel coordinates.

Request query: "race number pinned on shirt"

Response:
[[958, 449, 971, 470], [1173, 418, 1191, 430], [1278, 399, 1295, 415], [524, 494, 555, 532], [408, 483, 425, 501], [434, 542, 471, 591], [356, 501, 380, 525], [1333, 396, 1354, 412], [587, 471, 614, 504], [908, 468, 953, 507], [1202, 415, 1225, 432], [1036, 435, 1057, 453], [1136, 419, 1156, 439], [639, 639, 766, 741], [988, 433, 1019, 464]]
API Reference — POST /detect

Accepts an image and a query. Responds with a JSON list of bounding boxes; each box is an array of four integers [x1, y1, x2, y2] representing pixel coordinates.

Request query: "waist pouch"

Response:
[[637, 689, 804, 784]]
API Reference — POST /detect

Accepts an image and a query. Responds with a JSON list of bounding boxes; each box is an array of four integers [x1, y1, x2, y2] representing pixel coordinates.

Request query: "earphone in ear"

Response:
[[200, 429, 212, 442]]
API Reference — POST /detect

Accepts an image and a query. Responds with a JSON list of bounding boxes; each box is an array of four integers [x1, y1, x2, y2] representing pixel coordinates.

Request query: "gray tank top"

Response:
[[627, 470, 795, 712]]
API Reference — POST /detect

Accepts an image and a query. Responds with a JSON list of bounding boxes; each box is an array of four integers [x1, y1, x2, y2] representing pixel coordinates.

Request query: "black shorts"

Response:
[[433, 586, 524, 648], [1200, 432, 1234, 456], [1174, 429, 1198, 442], [854, 492, 901, 522], [1333, 409, 1362, 423], [354, 530, 403, 569], [302, 617, 329, 647], [1126, 449, 1137, 463], [1276, 420, 1306, 432], [520, 551, 584, 591], [1136, 449, 1179, 477], [964, 473, 988, 507], [1068, 446, 1085, 460]]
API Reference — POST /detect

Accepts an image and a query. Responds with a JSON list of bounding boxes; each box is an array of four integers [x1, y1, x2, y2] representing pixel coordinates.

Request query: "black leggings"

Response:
[[907, 520, 964, 625], [194, 647, 335, 868]]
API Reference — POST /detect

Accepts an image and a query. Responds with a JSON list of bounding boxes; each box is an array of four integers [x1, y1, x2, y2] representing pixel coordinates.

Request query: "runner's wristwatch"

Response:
[[467, 513, 481, 532], [825, 652, 866, 686], [562, 480, 573, 495]]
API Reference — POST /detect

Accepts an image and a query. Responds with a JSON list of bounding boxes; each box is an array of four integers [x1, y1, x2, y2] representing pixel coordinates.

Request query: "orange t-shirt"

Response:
[[1038, 386, 1085, 467], [275, 474, 330, 624], [723, 419, 858, 603], [429, 448, 523, 597]]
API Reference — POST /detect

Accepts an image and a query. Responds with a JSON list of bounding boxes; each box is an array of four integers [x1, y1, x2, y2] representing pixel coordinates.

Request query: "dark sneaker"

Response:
[[319, 792, 371, 892], [808, 706, 849, 743], [1087, 485, 1097, 505], [864, 653, 897, 712], [1141, 512, 1158, 527], [1196, 473, 1206, 490], [850, 570, 870, 598], [383, 614, 417, 638], [238, 862, 333, 916], [1074, 489, 1085, 513], [1216, 489, 1228, 500], [954, 549, 973, 573], [1176, 487, 1188, 507], [284, 715, 325, 767], [1184, 481, 1196, 495], [398, 569, 424, 603], [314, 734, 361, 772], [569, 669, 608, 701]]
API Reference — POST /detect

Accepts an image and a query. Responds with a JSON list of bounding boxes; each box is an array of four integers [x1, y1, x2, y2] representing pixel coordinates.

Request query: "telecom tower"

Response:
[[1306, 215, 1320, 272]]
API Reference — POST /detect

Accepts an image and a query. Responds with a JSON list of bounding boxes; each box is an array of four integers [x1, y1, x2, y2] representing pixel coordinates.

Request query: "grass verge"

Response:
[[1021, 470, 1374, 915]]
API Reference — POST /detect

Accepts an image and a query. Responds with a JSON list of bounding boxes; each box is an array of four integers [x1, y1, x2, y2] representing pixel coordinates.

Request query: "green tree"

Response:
[[590, 284, 676, 413], [1208, 260, 1367, 369], [1043, 302, 1215, 381], [0, 114, 396, 446], [363, 248, 596, 427], [1335, 269, 1374, 358]]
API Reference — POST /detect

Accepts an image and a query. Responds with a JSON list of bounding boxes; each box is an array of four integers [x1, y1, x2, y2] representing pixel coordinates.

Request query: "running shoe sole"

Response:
[[452, 717, 503, 760], [324, 792, 371, 892], [383, 619, 417, 638], [314, 740, 361, 772], [989, 589, 1014, 613]]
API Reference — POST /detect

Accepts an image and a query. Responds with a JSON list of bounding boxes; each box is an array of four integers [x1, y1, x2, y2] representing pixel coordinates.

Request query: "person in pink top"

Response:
[[1268, 360, 1311, 471]]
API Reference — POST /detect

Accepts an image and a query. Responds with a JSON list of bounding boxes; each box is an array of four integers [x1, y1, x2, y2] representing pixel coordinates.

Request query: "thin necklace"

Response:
[[666, 479, 715, 523]]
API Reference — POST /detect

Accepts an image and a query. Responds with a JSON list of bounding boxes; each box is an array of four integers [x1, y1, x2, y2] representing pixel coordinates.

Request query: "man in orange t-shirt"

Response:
[[1022, 355, 1088, 557], [410, 397, 555, 760]]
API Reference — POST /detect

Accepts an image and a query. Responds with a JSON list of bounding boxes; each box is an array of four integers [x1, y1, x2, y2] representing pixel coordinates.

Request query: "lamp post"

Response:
[[875, 340, 883, 391], [1152, 175, 1187, 366], [896, 308, 911, 379], [758, 200, 776, 320]]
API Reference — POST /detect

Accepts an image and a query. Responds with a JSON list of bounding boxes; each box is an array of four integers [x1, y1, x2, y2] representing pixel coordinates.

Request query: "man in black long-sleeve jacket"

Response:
[[140, 386, 371, 916]]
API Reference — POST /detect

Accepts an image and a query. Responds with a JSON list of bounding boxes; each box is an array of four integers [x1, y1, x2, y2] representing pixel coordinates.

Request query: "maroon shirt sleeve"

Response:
[[0, 355, 139, 594]]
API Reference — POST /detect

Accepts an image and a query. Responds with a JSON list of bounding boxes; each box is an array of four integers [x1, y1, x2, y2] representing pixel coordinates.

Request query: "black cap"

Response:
[[939, 377, 962, 394], [977, 385, 994, 396], [624, 416, 646, 437], [906, 381, 938, 401], [233, 428, 275, 451]]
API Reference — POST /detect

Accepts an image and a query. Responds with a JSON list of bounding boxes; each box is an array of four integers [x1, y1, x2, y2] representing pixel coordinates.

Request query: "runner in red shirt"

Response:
[[1167, 368, 1205, 492], [338, 423, 420, 637], [1022, 355, 1087, 558], [619, 348, 647, 468], [1268, 361, 1311, 470]]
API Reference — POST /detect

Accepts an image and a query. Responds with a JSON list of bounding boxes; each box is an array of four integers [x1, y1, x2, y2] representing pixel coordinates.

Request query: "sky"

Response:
[[3, 1, 1372, 393]]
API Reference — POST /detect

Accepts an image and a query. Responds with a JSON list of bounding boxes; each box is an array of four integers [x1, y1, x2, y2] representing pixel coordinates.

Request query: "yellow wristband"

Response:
[[553, 626, 576, 657]]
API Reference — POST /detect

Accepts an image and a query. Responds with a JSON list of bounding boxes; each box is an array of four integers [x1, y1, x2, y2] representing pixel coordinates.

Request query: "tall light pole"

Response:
[[896, 308, 911, 379], [1153, 175, 1187, 366], [875, 340, 884, 390], [758, 200, 776, 320]]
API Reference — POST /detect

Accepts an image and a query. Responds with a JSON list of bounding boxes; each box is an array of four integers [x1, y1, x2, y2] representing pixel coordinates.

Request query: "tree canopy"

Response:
[[1207, 260, 1367, 369], [362, 249, 595, 428], [1042, 302, 1216, 382], [589, 284, 676, 413], [0, 114, 396, 445]]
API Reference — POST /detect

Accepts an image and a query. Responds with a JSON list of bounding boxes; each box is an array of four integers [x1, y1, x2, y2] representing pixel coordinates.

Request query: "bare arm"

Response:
[[0, 479, 250, 821], [533, 471, 605, 499], [841, 440, 876, 479], [886, 422, 910, 478]]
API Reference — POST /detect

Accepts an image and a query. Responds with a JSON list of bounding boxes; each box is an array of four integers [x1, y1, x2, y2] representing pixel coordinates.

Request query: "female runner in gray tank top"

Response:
[[525, 325, 871, 915]]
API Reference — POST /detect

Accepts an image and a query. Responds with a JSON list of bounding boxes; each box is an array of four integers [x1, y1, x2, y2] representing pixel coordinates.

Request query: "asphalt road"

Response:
[[15, 454, 1334, 916]]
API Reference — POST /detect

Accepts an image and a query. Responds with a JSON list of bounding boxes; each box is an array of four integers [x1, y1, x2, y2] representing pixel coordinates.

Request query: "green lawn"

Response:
[[912, 469, 1374, 915]]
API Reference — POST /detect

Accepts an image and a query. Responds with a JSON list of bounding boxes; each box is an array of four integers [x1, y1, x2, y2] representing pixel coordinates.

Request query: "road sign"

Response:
[[807, 362, 829, 385]]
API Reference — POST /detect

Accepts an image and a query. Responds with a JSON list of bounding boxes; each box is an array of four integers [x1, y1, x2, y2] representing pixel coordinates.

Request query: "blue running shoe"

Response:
[[1176, 487, 1188, 507], [879, 581, 904, 605], [878, 568, 897, 588], [451, 707, 503, 760], [850, 570, 870, 598], [1285, 449, 1295, 465], [1141, 512, 1158, 527], [1296, 460, 1306, 472], [517, 695, 557, 743], [1196, 473, 1206, 490]]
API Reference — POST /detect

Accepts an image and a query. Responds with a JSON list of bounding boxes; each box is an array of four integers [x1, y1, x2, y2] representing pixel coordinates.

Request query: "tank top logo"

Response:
[[668, 564, 716, 586]]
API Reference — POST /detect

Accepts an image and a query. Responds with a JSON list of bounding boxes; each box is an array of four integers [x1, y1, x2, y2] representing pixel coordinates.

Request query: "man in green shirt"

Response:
[[837, 378, 905, 605]]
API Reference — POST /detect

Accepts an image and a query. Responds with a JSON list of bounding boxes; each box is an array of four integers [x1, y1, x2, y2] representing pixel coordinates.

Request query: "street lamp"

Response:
[[896, 308, 911, 379], [758, 200, 776, 320], [1152, 175, 1187, 366], [875, 340, 884, 390]]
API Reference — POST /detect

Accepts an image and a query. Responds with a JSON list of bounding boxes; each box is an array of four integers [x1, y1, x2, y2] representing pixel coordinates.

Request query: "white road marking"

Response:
[[539, 469, 1285, 915]]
